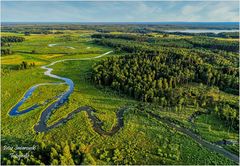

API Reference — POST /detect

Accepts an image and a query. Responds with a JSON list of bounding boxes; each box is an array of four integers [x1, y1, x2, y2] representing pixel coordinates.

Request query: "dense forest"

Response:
[[91, 33, 239, 129]]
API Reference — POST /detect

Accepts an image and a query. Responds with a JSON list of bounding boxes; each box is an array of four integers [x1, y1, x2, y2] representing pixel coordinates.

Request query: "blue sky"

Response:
[[1, 1, 239, 22]]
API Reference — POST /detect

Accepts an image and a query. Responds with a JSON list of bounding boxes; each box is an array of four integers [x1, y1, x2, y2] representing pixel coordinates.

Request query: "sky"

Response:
[[1, 1, 239, 22]]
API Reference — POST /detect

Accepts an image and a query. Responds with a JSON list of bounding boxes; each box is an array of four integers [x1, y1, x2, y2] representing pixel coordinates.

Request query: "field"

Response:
[[1, 26, 239, 165]]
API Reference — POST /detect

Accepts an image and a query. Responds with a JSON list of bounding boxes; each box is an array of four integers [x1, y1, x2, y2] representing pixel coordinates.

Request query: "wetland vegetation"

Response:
[[1, 23, 239, 165]]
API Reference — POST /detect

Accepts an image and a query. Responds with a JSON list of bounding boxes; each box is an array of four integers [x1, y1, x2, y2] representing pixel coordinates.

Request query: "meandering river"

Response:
[[8, 49, 238, 163], [9, 51, 113, 130]]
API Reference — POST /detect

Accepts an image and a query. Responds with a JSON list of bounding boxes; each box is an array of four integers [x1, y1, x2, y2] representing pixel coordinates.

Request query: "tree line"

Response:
[[92, 34, 238, 68], [92, 33, 239, 52], [1, 36, 25, 56], [1, 36, 25, 43], [158, 31, 239, 39], [1, 141, 95, 165], [1, 49, 13, 56], [18, 61, 36, 70]]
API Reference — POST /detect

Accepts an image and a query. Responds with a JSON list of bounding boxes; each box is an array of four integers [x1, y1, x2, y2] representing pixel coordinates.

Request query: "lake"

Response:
[[164, 29, 239, 34]]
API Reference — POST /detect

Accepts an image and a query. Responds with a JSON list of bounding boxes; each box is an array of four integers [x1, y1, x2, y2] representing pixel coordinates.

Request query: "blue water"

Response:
[[8, 51, 112, 117], [9, 65, 74, 116], [9, 51, 112, 116], [9, 85, 41, 116], [164, 29, 239, 34]]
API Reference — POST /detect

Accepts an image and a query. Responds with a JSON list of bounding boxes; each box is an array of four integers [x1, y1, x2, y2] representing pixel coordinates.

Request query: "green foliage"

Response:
[[1, 36, 25, 43], [1, 48, 13, 56], [83, 153, 96, 165], [92, 33, 239, 52], [1, 28, 238, 165], [92, 50, 238, 103], [1, 141, 84, 165], [195, 113, 238, 142]]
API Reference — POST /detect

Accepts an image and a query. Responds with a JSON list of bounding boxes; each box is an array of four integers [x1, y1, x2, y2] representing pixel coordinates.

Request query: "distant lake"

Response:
[[164, 29, 239, 34]]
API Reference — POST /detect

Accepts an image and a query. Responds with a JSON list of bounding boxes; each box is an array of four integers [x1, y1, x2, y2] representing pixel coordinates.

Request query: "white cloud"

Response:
[[206, 2, 239, 21], [1, 1, 239, 22], [181, 3, 206, 15], [179, 1, 239, 22]]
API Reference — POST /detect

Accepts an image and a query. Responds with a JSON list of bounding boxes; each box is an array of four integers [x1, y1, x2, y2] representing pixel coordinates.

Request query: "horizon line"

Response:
[[1, 21, 239, 25], [2, 21, 238, 23]]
